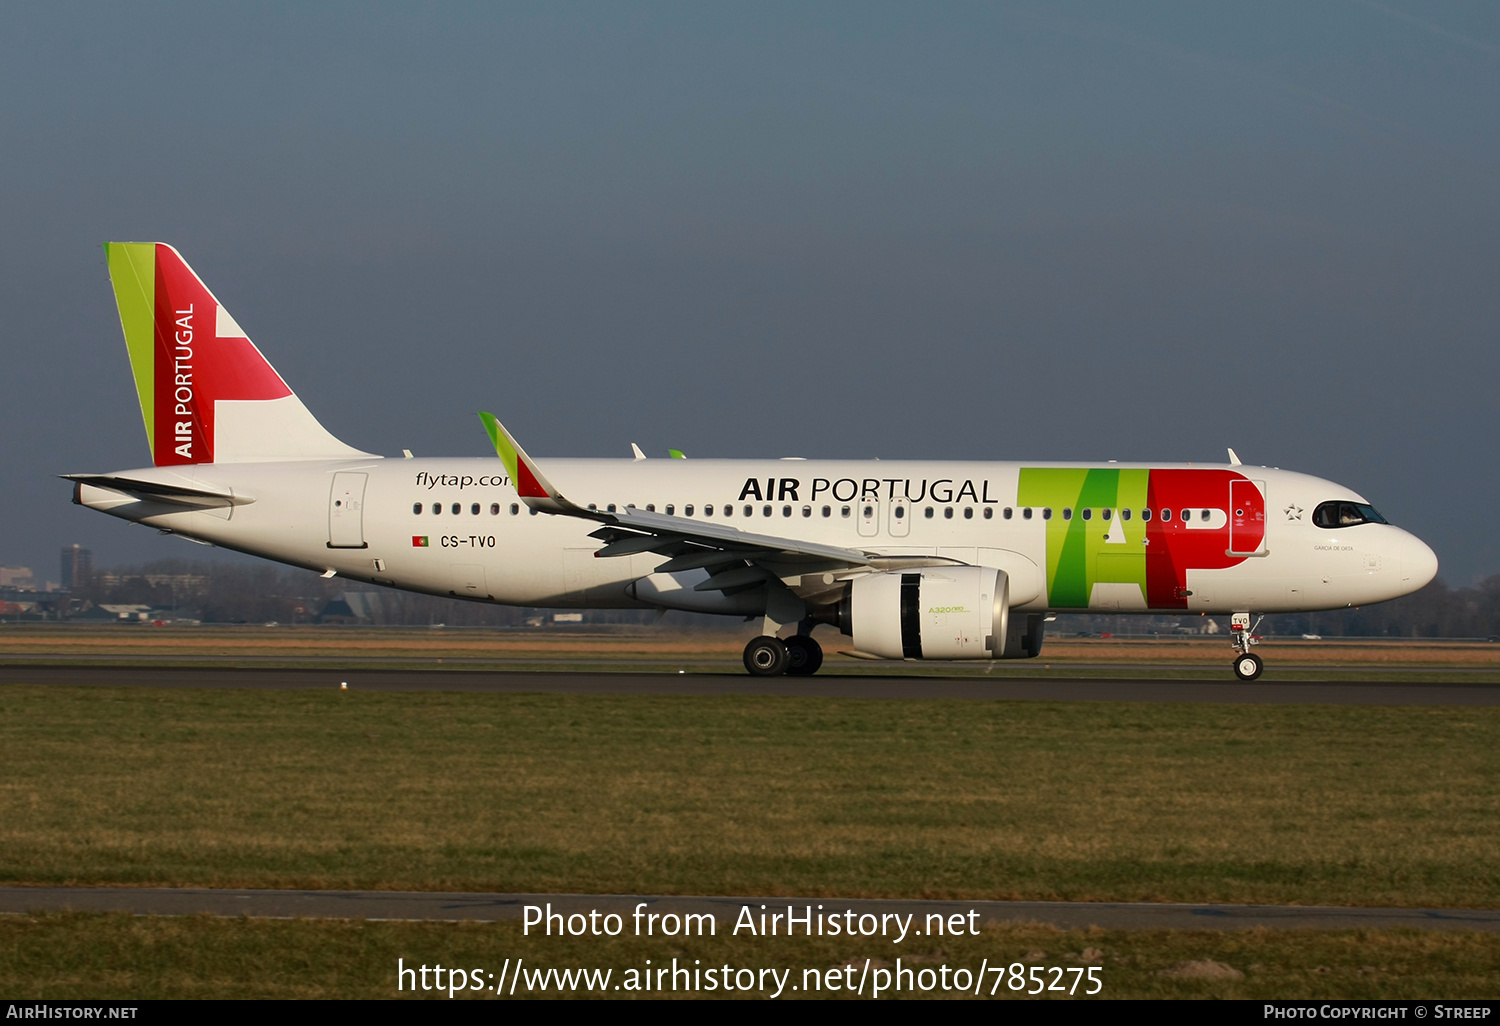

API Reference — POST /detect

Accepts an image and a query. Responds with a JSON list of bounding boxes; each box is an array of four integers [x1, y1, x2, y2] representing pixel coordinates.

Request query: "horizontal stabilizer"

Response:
[[61, 473, 253, 508]]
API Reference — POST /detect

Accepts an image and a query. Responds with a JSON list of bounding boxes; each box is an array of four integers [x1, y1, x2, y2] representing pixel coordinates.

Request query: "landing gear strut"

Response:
[[1230, 612, 1264, 681]]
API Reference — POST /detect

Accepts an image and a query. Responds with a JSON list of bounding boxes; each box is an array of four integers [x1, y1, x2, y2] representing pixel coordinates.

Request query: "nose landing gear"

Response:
[[1230, 612, 1264, 680]]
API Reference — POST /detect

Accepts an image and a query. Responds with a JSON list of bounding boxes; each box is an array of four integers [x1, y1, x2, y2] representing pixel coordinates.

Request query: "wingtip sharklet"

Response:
[[477, 411, 574, 511]]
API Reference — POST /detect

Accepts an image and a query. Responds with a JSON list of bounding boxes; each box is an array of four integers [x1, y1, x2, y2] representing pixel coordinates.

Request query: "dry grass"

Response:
[[1, 625, 1497, 670], [1, 686, 1496, 907], [2, 913, 1496, 999]]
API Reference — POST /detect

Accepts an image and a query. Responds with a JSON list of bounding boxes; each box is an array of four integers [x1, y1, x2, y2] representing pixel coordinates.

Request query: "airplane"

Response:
[[68, 243, 1440, 680]]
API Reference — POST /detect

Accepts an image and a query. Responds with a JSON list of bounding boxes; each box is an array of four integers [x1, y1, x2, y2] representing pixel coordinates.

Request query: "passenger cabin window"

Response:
[[685, 504, 694, 516], [763, 505, 772, 517], [432, 503, 442, 515], [1161, 509, 1171, 521], [471, 503, 480, 515], [924, 507, 934, 519], [1081, 508, 1091, 521], [943, 507, 953, 519], [666, 504, 675, 515], [1023, 508, 1033, 520], [490, 503, 499, 515], [413, 502, 422, 515], [983, 507, 993, 519], [821, 506, 831, 517], [1003, 507, 1013, 519], [1122, 508, 1131, 521], [1062, 508, 1072, 520], [510, 504, 519, 515], [802, 505, 812, 517], [1313, 501, 1388, 529], [451, 503, 461, 515], [963, 507, 973, 519], [1042, 508, 1051, 520]]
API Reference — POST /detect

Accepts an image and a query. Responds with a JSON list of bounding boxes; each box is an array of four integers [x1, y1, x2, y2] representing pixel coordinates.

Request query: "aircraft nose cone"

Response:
[[1401, 532, 1439, 591]]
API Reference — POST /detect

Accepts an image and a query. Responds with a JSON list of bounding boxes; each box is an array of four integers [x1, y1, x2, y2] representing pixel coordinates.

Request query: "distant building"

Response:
[[60, 545, 93, 591], [73, 603, 152, 622], [316, 590, 385, 624], [0, 566, 34, 590]]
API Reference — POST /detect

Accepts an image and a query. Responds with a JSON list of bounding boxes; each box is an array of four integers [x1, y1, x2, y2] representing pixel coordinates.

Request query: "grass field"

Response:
[[2, 625, 1498, 680], [2, 913, 1496, 999], [1, 684, 1496, 907]]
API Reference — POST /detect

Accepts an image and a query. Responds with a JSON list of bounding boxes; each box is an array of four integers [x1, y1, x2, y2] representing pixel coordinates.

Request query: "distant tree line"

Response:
[[1261, 577, 1500, 639], [72, 559, 655, 627], [71, 560, 1500, 637]]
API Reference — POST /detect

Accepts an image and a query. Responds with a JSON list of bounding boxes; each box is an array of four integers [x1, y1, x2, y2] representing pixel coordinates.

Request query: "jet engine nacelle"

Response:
[[847, 567, 1008, 660]]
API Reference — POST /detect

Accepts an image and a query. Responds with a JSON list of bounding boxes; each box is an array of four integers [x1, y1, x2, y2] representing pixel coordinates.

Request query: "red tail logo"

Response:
[[152, 248, 290, 465]]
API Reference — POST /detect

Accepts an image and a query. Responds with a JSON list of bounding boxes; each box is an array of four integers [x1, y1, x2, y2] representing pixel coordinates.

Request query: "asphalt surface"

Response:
[[1, 664, 1498, 704], [2, 887, 1495, 933]]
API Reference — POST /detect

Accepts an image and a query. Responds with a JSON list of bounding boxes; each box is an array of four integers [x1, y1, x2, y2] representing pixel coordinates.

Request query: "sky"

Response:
[[2, 1, 1497, 585]]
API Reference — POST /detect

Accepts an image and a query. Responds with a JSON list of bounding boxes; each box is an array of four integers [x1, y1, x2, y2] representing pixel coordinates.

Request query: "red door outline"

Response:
[[1229, 479, 1266, 555]]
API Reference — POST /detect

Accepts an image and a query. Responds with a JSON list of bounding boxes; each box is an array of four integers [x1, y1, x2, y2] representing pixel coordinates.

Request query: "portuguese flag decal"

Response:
[[412, 536, 429, 547]]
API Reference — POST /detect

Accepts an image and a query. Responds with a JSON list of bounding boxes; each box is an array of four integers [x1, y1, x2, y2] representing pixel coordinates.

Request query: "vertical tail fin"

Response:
[[103, 242, 374, 465]]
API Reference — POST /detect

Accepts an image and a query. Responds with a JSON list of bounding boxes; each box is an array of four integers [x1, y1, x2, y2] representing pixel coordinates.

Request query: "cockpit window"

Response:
[[1312, 501, 1388, 529]]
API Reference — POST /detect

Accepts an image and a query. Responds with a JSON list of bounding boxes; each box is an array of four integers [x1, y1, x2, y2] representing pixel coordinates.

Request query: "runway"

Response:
[[2, 887, 1496, 933], [1, 664, 1498, 705]]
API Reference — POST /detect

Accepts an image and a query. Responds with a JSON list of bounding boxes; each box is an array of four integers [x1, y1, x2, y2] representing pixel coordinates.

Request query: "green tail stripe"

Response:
[[104, 242, 157, 457], [478, 412, 520, 482]]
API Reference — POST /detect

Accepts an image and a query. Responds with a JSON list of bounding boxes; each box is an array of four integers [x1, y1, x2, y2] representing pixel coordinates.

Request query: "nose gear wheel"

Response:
[[1233, 652, 1264, 681]]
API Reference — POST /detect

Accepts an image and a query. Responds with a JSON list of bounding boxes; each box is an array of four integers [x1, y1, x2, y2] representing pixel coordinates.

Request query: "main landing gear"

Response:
[[743, 633, 824, 676], [1230, 612, 1264, 681]]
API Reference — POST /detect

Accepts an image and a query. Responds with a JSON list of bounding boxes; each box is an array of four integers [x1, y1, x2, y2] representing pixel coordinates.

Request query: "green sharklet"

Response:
[[478, 411, 520, 483], [104, 242, 158, 458], [1018, 468, 1148, 608]]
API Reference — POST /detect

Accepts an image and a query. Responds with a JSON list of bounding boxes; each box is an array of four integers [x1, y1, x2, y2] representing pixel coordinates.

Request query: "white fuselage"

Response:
[[75, 456, 1439, 616]]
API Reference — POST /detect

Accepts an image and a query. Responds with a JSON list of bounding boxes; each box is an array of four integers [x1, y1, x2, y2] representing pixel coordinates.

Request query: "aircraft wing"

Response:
[[479, 412, 876, 592]]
